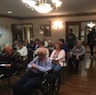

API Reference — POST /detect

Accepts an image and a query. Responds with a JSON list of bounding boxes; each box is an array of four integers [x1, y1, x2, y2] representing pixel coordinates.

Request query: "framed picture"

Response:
[[40, 24, 51, 36]]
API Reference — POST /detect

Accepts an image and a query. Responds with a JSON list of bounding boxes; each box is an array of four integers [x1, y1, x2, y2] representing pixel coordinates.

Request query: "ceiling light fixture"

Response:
[[87, 22, 96, 28], [22, 0, 62, 13]]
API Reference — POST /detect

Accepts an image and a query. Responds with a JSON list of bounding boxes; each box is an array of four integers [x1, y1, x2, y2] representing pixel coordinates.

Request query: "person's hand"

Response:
[[52, 59, 58, 64], [32, 64, 38, 73], [76, 55, 79, 60], [32, 64, 37, 68], [70, 52, 72, 57], [5, 64, 11, 68], [52, 58, 56, 62]]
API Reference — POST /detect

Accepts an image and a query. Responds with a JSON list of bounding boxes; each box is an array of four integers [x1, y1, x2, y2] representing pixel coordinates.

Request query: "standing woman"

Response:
[[50, 42, 66, 72]]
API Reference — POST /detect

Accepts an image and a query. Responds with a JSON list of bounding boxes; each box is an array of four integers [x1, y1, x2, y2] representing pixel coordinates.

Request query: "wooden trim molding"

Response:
[[1, 12, 96, 20]]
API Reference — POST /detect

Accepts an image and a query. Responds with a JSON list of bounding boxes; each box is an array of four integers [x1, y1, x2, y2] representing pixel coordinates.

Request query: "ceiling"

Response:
[[0, 0, 96, 18]]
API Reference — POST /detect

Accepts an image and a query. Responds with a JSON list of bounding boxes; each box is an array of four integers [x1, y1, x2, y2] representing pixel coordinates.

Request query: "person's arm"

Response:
[[50, 50, 56, 60], [36, 59, 52, 72], [46, 48, 49, 57], [70, 46, 76, 56], [70, 46, 75, 53], [78, 46, 86, 56], [27, 57, 38, 69], [34, 48, 38, 55], [55, 50, 65, 61]]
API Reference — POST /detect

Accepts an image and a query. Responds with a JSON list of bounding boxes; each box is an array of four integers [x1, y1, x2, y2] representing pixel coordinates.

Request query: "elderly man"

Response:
[[0, 44, 22, 77], [68, 40, 85, 74], [34, 41, 49, 57], [13, 47, 52, 95]]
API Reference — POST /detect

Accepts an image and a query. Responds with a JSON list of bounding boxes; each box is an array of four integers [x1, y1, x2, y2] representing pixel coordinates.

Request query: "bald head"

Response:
[[4, 44, 13, 55], [36, 47, 47, 56], [4, 44, 12, 48]]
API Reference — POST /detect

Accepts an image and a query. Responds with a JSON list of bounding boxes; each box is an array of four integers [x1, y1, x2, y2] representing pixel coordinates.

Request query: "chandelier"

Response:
[[87, 22, 96, 28], [22, 0, 62, 13]]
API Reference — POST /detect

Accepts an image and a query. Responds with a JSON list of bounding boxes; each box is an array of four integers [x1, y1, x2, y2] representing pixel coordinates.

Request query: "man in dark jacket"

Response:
[[0, 44, 22, 77], [66, 29, 76, 51], [87, 28, 96, 59]]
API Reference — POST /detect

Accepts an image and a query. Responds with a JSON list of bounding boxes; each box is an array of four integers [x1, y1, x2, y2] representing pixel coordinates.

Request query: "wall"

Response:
[[1, 14, 96, 47], [22, 15, 96, 42], [0, 17, 20, 48], [21, 18, 65, 42]]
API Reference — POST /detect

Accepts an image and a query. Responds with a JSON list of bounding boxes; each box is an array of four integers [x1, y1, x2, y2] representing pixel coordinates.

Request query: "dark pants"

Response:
[[88, 43, 95, 56], [0, 66, 18, 77], [13, 70, 43, 95], [68, 55, 84, 74], [0, 67, 9, 78]]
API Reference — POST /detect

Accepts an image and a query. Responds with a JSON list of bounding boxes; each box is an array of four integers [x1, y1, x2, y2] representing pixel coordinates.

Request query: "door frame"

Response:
[[66, 21, 81, 40]]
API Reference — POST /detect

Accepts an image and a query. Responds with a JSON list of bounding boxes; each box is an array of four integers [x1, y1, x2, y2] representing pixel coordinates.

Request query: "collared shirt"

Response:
[[71, 45, 85, 56], [27, 56, 52, 72]]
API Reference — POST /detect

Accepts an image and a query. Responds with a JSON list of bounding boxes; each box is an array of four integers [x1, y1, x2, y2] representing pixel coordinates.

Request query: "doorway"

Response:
[[11, 24, 33, 43], [66, 21, 81, 40]]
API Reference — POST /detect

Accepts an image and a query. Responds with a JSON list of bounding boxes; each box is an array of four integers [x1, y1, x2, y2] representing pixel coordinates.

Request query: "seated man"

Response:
[[68, 40, 85, 74], [0, 44, 22, 77], [13, 47, 52, 95]]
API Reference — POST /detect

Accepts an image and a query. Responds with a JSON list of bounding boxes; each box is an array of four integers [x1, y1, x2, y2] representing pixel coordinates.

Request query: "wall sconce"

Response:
[[53, 21, 63, 29], [87, 22, 96, 28]]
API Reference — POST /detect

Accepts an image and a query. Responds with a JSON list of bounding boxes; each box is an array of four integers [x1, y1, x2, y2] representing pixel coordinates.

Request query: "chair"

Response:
[[0, 63, 22, 86], [0, 57, 22, 86], [31, 70, 61, 95]]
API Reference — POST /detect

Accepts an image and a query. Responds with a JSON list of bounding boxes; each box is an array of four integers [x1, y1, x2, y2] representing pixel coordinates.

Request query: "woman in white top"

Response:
[[17, 41, 28, 61], [50, 42, 66, 71]]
